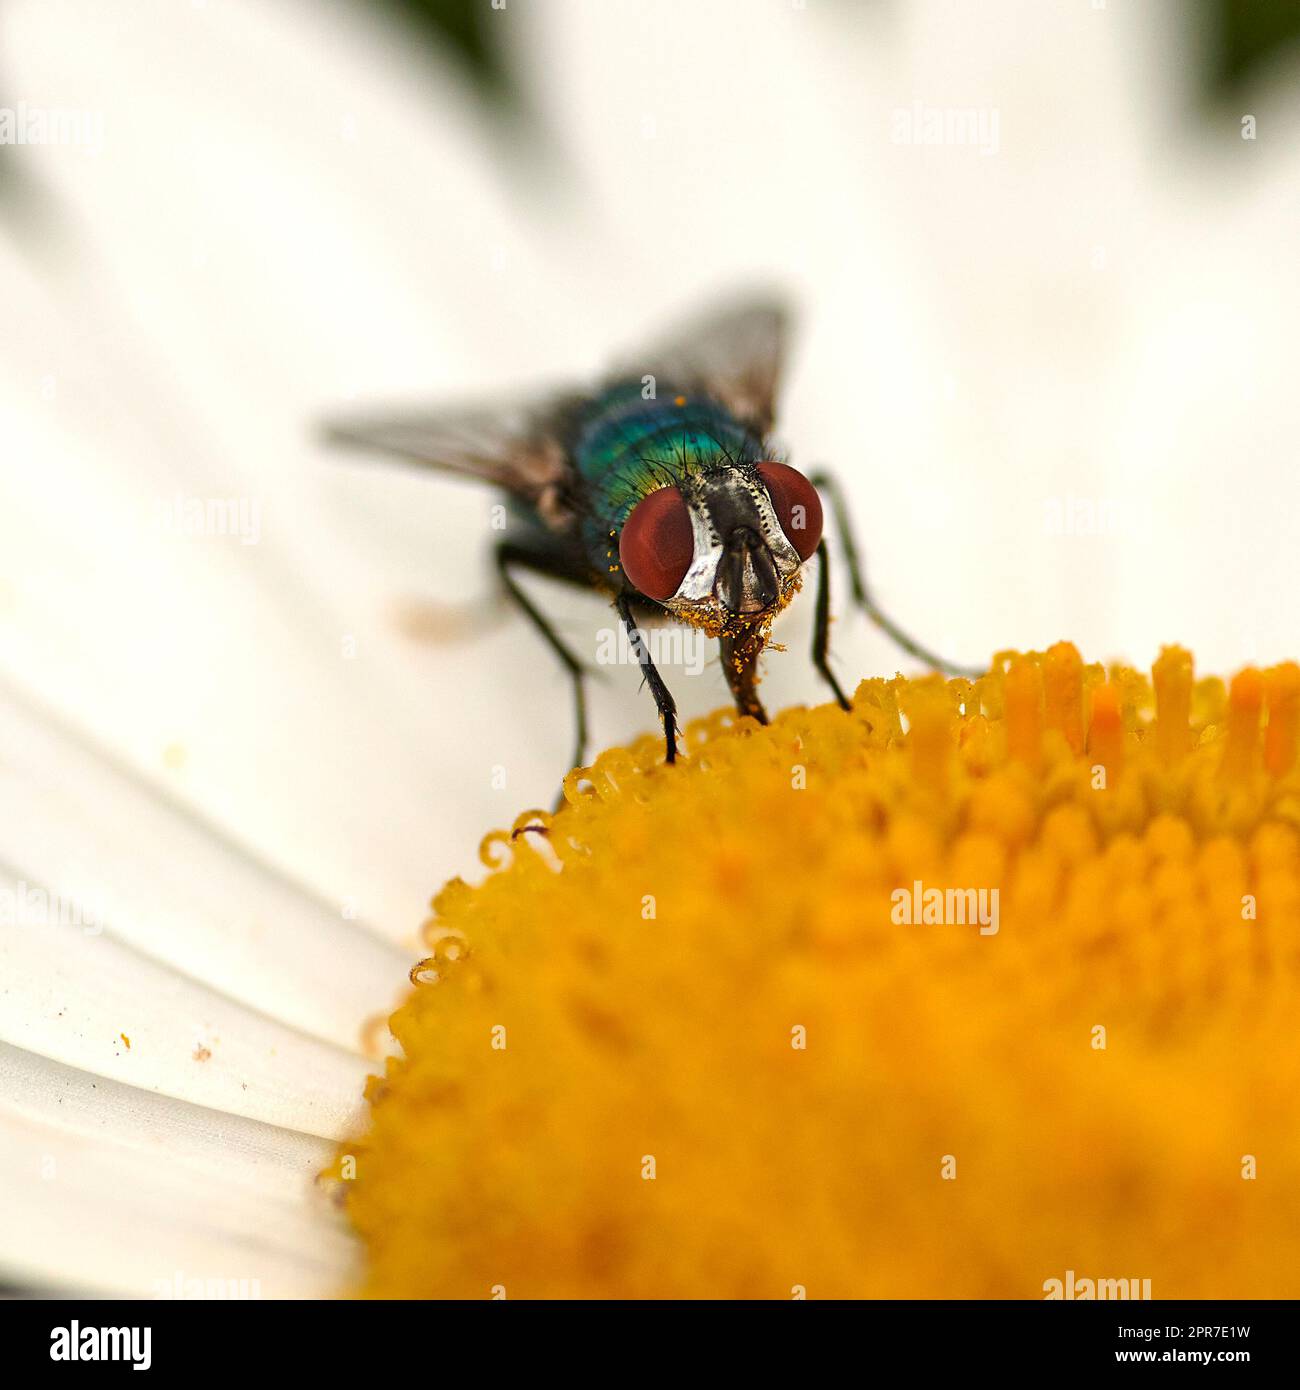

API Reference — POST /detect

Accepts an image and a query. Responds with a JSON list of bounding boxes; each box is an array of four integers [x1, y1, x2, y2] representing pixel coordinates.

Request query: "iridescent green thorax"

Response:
[[565, 380, 765, 569]]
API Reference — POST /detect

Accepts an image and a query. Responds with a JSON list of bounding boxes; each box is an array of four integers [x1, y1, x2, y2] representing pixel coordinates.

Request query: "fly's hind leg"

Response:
[[811, 539, 852, 710], [496, 540, 591, 779], [616, 593, 679, 764], [810, 471, 981, 679]]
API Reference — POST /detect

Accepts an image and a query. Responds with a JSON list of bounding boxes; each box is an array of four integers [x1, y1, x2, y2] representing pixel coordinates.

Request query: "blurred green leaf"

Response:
[[378, 0, 513, 106], [1206, 0, 1300, 93]]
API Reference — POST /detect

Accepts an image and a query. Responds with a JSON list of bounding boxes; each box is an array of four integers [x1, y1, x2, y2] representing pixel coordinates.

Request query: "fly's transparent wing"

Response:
[[611, 292, 791, 435], [322, 394, 571, 500], [324, 292, 789, 495]]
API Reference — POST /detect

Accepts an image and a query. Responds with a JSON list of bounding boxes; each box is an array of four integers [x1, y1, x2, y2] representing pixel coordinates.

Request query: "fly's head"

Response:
[[618, 463, 823, 640]]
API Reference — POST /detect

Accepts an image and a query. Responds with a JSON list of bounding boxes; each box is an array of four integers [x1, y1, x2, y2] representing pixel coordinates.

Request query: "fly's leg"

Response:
[[810, 472, 981, 679], [719, 623, 769, 725], [811, 539, 852, 710], [615, 593, 679, 764], [496, 541, 590, 777]]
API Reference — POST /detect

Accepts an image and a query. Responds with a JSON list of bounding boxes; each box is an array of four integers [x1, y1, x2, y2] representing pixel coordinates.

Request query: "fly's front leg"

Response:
[[810, 472, 981, 679], [719, 622, 769, 725], [616, 594, 679, 764]]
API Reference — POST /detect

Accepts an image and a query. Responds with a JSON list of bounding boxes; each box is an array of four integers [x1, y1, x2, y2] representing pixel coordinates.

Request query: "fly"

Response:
[[325, 293, 975, 781]]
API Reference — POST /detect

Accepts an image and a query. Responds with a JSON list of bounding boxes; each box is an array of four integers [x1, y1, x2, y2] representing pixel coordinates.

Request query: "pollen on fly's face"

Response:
[[326, 293, 976, 790], [667, 569, 804, 644]]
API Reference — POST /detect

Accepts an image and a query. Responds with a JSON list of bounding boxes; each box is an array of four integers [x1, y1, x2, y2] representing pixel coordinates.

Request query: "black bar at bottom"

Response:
[[0, 1296, 1291, 1376]]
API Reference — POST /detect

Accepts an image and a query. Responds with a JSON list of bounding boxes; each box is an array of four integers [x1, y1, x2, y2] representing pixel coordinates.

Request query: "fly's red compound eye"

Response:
[[756, 462, 823, 560], [618, 486, 695, 601]]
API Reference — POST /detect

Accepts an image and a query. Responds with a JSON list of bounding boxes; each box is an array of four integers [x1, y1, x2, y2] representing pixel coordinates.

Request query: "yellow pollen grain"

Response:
[[334, 643, 1300, 1300]]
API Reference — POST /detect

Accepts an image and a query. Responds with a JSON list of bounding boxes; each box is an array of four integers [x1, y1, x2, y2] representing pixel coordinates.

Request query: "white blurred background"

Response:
[[1, 0, 1298, 949]]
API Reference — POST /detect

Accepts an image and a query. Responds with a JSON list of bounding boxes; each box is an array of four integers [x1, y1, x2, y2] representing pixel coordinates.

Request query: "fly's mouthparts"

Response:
[[716, 527, 780, 616]]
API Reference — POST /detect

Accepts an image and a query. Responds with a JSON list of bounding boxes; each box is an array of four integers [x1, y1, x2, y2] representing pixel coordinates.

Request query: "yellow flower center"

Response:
[[336, 643, 1300, 1298]]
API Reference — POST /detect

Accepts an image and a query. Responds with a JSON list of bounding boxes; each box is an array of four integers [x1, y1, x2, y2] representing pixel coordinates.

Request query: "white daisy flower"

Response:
[[0, 0, 1295, 1295]]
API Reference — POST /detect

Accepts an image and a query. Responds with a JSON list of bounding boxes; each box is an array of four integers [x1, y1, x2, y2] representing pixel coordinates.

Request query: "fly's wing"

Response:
[[324, 293, 788, 512], [611, 292, 791, 436], [322, 393, 573, 511]]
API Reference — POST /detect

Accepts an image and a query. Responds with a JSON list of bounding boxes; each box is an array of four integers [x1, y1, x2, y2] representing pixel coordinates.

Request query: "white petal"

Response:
[[0, 866, 374, 1138], [1, 0, 584, 914], [0, 676, 410, 1053], [0, 1043, 357, 1297]]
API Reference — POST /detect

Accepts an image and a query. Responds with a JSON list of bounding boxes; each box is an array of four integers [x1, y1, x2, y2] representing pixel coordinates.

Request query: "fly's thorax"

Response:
[[570, 386, 762, 579]]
